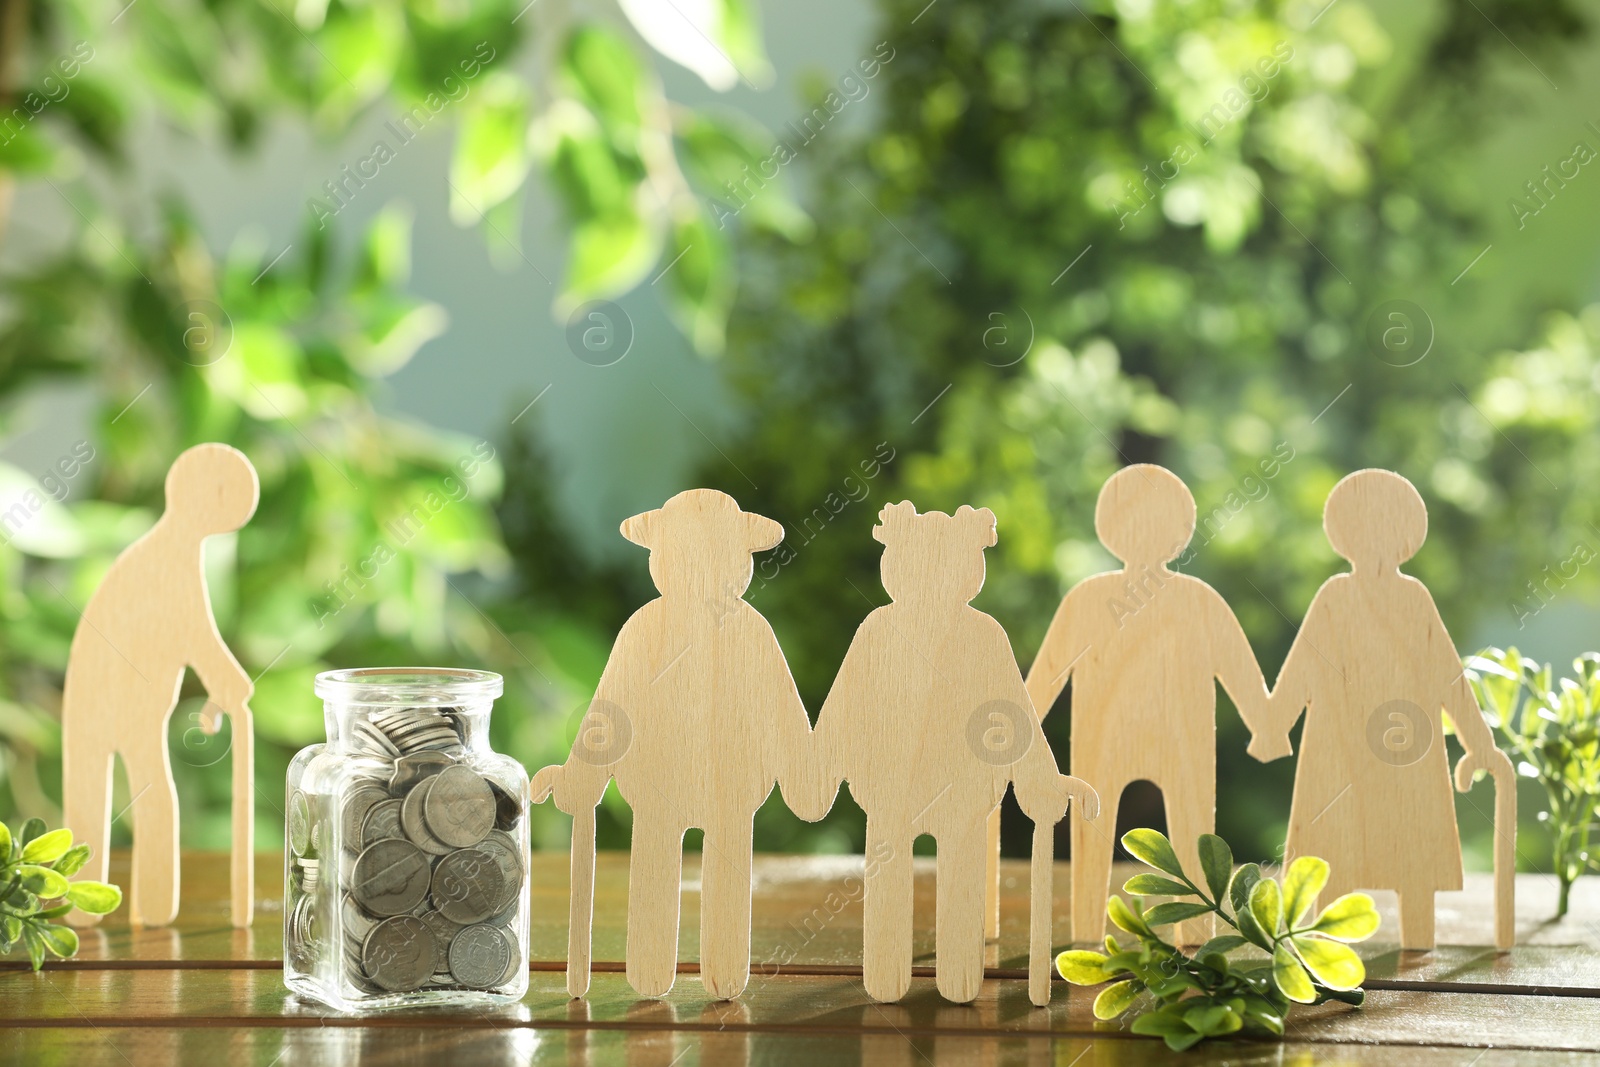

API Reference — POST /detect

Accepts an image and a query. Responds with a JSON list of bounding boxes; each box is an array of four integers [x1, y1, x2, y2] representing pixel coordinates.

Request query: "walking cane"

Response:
[[230, 701, 254, 929], [1490, 757, 1516, 950], [567, 805, 597, 998], [1029, 818, 1054, 1007]]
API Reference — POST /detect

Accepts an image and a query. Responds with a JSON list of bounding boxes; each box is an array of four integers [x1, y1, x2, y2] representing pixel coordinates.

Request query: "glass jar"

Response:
[[284, 668, 529, 1011]]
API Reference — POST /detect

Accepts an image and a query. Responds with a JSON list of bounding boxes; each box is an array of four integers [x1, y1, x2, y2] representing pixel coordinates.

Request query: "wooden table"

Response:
[[3, 850, 1598, 1064]]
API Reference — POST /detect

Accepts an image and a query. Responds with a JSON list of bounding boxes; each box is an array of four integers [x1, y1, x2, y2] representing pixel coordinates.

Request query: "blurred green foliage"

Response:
[[0, 0, 803, 850], [676, 0, 1600, 863]]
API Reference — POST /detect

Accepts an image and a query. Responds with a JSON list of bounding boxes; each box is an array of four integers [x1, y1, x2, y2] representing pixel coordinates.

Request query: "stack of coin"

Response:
[[286, 706, 526, 999]]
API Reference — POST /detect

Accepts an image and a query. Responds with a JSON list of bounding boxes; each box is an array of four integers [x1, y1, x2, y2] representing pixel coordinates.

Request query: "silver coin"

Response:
[[288, 791, 310, 856], [341, 785, 389, 849], [421, 909, 465, 958], [476, 831, 524, 913], [495, 933, 523, 988], [361, 798, 405, 847], [448, 923, 516, 990], [362, 915, 436, 992], [310, 815, 326, 857], [401, 777, 453, 856], [487, 779, 523, 831], [342, 893, 376, 943], [351, 839, 431, 917], [431, 848, 506, 924], [297, 857, 320, 894], [424, 766, 496, 847], [353, 719, 401, 756], [391, 751, 452, 794]]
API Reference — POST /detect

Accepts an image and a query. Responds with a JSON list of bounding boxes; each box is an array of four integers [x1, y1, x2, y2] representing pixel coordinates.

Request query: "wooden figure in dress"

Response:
[[802, 501, 1097, 1005], [529, 489, 820, 1000], [1016, 464, 1271, 946], [61, 442, 259, 929], [1250, 469, 1516, 949]]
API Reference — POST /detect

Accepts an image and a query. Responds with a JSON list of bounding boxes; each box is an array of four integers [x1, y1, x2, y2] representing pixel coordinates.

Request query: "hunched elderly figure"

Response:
[[800, 501, 1096, 1003], [1252, 469, 1513, 949], [531, 489, 821, 999], [62, 443, 259, 928], [1021, 464, 1270, 946]]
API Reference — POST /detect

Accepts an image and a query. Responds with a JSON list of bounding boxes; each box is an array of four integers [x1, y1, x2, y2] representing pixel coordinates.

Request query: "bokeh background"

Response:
[[2, 0, 1599, 875]]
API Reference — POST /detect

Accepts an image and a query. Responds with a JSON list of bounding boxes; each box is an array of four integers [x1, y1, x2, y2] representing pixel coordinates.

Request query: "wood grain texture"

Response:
[[27, 852, 1597, 995], [1252, 470, 1517, 949], [59, 443, 259, 931], [2, 1030, 1595, 1067], [1021, 465, 1270, 946], [529, 490, 815, 1001], [5, 970, 1600, 1052], [807, 502, 1096, 1005]]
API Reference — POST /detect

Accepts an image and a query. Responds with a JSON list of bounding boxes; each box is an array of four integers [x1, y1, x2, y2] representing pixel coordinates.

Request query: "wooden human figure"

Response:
[[530, 489, 819, 1000], [1017, 464, 1270, 945], [61, 442, 259, 929], [1250, 469, 1516, 949], [801, 501, 1096, 1004]]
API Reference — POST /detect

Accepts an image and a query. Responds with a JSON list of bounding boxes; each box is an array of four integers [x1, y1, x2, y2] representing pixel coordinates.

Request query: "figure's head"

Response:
[[1323, 469, 1426, 571], [164, 443, 259, 536], [621, 489, 782, 601], [872, 501, 996, 605], [1095, 464, 1194, 567]]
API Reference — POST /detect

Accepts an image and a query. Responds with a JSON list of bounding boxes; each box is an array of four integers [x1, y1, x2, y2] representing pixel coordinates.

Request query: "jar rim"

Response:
[[314, 667, 503, 705]]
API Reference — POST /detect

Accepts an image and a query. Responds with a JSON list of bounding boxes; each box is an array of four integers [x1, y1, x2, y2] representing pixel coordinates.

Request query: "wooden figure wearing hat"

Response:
[[1016, 464, 1271, 946], [530, 489, 820, 1000], [803, 502, 1097, 1005], [61, 442, 259, 928], [1251, 469, 1516, 949]]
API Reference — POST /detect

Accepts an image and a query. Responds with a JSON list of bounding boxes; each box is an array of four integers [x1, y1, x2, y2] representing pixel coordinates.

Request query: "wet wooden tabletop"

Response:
[[2, 850, 1597, 1064]]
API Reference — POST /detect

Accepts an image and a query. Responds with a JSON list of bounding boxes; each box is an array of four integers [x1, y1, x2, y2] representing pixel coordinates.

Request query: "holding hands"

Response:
[[1245, 688, 1295, 763]]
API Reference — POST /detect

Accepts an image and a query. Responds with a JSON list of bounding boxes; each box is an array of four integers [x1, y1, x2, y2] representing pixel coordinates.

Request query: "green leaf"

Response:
[[563, 211, 660, 305], [35, 923, 78, 960], [1310, 893, 1381, 942], [52, 845, 91, 878], [0, 820, 11, 863], [1183, 1002, 1242, 1036], [449, 74, 533, 227], [20, 827, 71, 865], [1196, 934, 1248, 958], [1272, 943, 1316, 1004], [1122, 829, 1185, 878], [1240, 997, 1285, 1035], [1143, 901, 1212, 927], [1107, 894, 1152, 937], [1122, 874, 1192, 897], [1249, 877, 1283, 937], [562, 26, 643, 136], [66, 882, 123, 916], [1130, 1012, 1193, 1038], [1, 914, 19, 948], [18, 818, 46, 850], [1196, 834, 1233, 901], [1092, 978, 1143, 1020], [17, 865, 69, 899], [36, 903, 74, 919], [21, 925, 45, 971], [1055, 950, 1114, 985], [1291, 935, 1365, 990], [1282, 856, 1329, 928], [1228, 863, 1262, 917]]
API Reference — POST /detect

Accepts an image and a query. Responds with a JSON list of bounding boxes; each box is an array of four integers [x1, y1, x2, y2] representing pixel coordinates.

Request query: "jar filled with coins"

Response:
[[284, 668, 529, 1011]]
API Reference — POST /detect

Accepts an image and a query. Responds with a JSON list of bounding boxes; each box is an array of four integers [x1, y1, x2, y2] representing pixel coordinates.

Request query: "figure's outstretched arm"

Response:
[[533, 621, 645, 815], [1023, 590, 1088, 722], [761, 618, 839, 822], [1254, 590, 1323, 762], [1209, 589, 1271, 741], [187, 601, 252, 717], [1428, 600, 1515, 791]]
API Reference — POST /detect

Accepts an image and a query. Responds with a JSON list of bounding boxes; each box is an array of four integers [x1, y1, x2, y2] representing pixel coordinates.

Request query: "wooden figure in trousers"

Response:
[[1015, 464, 1271, 946], [1250, 469, 1516, 949], [61, 443, 259, 928], [530, 489, 821, 1000], [802, 502, 1098, 1004]]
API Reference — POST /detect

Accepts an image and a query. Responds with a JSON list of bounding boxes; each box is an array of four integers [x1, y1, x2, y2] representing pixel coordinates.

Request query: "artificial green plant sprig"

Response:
[[1057, 830, 1381, 1052], [0, 818, 122, 970], [1464, 647, 1600, 918]]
